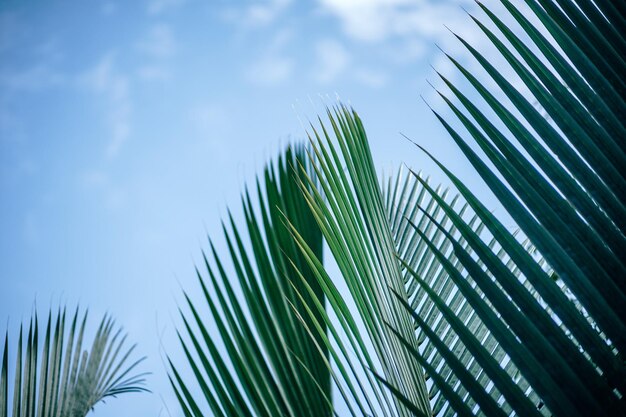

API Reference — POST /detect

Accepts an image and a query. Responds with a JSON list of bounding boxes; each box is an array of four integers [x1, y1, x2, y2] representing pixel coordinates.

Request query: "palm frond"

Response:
[[294, 90, 623, 415], [385, 168, 548, 417], [169, 1, 625, 416], [394, 0, 626, 415], [0, 308, 147, 417], [287, 106, 432, 417], [169, 144, 331, 417]]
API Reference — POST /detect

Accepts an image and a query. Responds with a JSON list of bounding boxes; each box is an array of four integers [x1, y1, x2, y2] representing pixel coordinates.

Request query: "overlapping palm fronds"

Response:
[[0, 308, 147, 417], [169, 145, 331, 417], [292, 0, 624, 415], [295, 87, 621, 415], [287, 108, 432, 417], [379, 0, 625, 415], [288, 106, 555, 417], [385, 168, 551, 417], [171, 0, 625, 416], [411, 0, 625, 413]]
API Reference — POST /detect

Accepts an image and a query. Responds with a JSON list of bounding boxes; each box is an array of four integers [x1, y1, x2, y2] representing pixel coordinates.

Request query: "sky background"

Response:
[[0, 0, 523, 415]]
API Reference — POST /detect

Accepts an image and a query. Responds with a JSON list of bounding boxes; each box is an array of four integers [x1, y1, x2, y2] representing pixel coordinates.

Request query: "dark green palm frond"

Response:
[[0, 308, 147, 417], [169, 144, 331, 417], [399, 0, 626, 415]]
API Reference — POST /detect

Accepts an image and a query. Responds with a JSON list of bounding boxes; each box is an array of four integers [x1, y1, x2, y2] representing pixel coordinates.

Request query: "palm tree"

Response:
[[171, 0, 625, 415], [1, 307, 147, 417]]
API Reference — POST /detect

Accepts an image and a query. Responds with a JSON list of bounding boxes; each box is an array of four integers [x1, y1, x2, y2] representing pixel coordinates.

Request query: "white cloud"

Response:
[[101, 2, 118, 15], [266, 28, 293, 52], [316, 0, 484, 61], [147, 0, 185, 15], [246, 55, 294, 85], [137, 65, 169, 81], [388, 39, 428, 64], [0, 65, 65, 91], [223, 0, 292, 28], [136, 24, 176, 59], [245, 29, 295, 86], [317, 0, 410, 42], [79, 54, 132, 158], [312, 39, 350, 84], [355, 68, 387, 88], [80, 54, 128, 99], [317, 0, 473, 40]]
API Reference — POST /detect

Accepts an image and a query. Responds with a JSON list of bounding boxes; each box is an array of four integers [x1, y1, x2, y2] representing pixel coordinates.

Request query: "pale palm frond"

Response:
[[0, 308, 147, 417], [385, 168, 548, 417]]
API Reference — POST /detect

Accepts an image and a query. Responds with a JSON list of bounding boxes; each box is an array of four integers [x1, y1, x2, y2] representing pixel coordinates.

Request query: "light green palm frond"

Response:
[[291, 106, 559, 416], [287, 106, 432, 417], [0, 308, 147, 417]]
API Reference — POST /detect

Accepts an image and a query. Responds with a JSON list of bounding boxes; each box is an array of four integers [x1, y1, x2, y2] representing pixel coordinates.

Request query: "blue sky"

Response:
[[0, 0, 519, 415]]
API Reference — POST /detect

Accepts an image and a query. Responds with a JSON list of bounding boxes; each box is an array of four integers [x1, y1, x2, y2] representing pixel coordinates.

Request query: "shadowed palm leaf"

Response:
[[169, 145, 331, 417], [413, 0, 625, 414]]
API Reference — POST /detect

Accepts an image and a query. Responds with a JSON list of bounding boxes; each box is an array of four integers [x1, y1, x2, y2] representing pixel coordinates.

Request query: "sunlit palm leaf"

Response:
[[288, 106, 431, 417], [0, 308, 147, 417], [169, 145, 331, 417]]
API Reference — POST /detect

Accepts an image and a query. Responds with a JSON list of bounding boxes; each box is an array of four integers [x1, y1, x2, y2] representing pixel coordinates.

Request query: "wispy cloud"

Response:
[[0, 64, 65, 91], [0, 38, 66, 91], [101, 2, 118, 16], [246, 29, 295, 86], [246, 55, 295, 85], [147, 0, 185, 15], [79, 54, 132, 158], [354, 68, 387, 88], [315, 0, 485, 64], [312, 39, 350, 84], [133, 24, 176, 82], [314, 0, 542, 101], [317, 0, 476, 42], [222, 0, 292, 29], [136, 24, 176, 59], [136, 65, 169, 81]]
